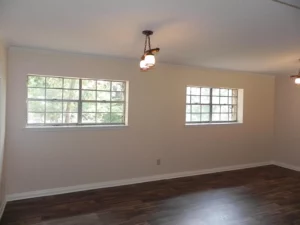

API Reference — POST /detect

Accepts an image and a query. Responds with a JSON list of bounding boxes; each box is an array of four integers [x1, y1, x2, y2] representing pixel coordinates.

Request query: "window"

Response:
[[27, 75, 127, 126], [186, 86, 240, 124]]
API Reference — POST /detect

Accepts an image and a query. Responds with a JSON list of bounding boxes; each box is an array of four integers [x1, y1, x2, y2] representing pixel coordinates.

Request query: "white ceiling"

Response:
[[0, 0, 300, 75]]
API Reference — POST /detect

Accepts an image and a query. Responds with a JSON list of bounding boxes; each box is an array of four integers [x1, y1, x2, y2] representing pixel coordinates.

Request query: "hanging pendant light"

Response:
[[140, 55, 148, 70], [140, 30, 160, 71], [290, 59, 300, 85], [295, 77, 300, 85], [145, 53, 155, 67]]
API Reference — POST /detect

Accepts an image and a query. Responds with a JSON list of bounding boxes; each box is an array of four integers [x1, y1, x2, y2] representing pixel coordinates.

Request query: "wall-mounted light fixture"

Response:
[[140, 30, 160, 71]]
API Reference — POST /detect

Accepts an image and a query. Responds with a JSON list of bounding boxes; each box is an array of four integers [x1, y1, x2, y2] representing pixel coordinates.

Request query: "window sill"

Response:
[[185, 122, 243, 127], [24, 125, 128, 131]]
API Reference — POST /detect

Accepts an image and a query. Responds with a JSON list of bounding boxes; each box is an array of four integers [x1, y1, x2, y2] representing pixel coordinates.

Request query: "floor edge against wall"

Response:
[[272, 161, 300, 171], [0, 197, 7, 220], [7, 161, 272, 202]]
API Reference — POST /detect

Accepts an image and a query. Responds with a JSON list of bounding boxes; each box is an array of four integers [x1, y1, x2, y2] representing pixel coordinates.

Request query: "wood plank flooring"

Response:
[[2, 165, 300, 225]]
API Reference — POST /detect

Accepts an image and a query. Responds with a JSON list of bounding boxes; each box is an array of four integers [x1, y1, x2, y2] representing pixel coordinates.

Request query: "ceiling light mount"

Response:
[[142, 30, 153, 36], [140, 30, 160, 71]]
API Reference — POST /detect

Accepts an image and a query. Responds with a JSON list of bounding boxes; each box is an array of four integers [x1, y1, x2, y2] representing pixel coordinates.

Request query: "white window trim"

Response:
[[24, 124, 129, 131], [26, 74, 129, 128], [185, 86, 244, 126], [185, 122, 243, 126]]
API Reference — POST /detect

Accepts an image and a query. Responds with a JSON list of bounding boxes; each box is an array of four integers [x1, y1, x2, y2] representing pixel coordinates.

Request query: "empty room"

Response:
[[0, 0, 300, 224]]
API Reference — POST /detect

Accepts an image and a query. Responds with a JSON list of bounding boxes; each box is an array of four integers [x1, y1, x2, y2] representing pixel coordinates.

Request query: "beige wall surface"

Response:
[[275, 76, 300, 166], [0, 40, 7, 206], [6, 47, 275, 195]]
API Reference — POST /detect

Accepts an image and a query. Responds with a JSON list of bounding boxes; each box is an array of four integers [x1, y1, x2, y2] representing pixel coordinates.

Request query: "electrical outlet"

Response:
[[156, 159, 161, 166]]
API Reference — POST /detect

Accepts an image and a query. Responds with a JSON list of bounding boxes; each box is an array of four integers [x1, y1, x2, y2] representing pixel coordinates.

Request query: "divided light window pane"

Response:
[[186, 86, 238, 124], [27, 75, 127, 126]]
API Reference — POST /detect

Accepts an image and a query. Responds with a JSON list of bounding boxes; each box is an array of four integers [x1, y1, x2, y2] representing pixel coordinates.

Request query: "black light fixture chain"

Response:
[[272, 0, 300, 10], [144, 35, 147, 54], [148, 35, 151, 50]]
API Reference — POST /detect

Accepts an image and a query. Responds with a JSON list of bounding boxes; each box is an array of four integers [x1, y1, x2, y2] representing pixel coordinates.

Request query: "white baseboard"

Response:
[[6, 161, 271, 202], [272, 161, 300, 171]]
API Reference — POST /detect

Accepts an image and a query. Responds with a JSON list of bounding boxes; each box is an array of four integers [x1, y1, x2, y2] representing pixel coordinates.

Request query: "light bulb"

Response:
[[145, 54, 155, 67], [140, 60, 148, 69], [295, 78, 300, 84]]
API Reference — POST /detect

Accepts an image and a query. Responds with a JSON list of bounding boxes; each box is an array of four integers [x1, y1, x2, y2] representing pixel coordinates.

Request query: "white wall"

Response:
[[6, 47, 275, 195], [274, 76, 300, 166], [0, 40, 7, 205]]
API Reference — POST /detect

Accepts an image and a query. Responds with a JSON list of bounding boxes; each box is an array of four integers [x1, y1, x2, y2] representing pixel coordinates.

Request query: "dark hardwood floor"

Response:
[[2, 165, 300, 225]]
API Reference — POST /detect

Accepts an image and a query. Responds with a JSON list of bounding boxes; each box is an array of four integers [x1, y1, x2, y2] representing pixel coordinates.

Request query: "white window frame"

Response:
[[26, 74, 128, 127], [186, 86, 243, 125]]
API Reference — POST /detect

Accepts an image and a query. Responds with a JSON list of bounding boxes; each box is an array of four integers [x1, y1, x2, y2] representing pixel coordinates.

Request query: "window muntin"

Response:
[[27, 75, 127, 126], [186, 86, 238, 124]]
